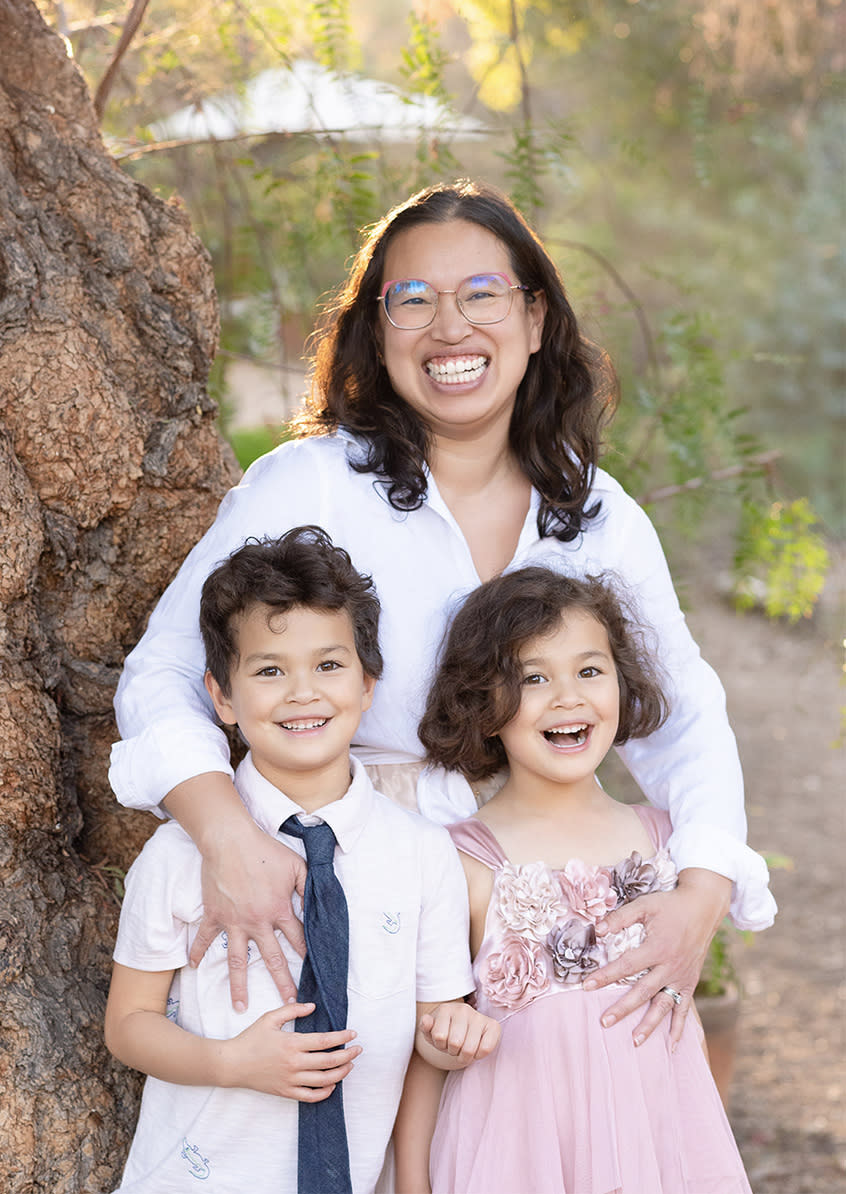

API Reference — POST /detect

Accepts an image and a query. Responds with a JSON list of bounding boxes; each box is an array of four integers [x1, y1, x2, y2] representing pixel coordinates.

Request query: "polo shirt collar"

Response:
[[234, 753, 374, 854]]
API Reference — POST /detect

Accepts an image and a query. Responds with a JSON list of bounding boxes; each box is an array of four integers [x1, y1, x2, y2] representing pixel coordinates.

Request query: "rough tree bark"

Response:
[[0, 2, 240, 1188]]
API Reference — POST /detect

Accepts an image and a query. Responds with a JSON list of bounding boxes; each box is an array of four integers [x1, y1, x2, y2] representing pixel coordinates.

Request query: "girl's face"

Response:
[[377, 219, 546, 443], [497, 609, 620, 795]]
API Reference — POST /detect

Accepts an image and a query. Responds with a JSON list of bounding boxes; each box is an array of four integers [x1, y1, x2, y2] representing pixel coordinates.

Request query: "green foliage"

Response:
[[695, 920, 738, 999], [733, 498, 830, 623], [228, 424, 291, 471], [48, 0, 837, 612], [605, 308, 746, 506], [502, 125, 546, 221], [401, 10, 452, 101], [400, 11, 459, 186], [309, 0, 356, 73]]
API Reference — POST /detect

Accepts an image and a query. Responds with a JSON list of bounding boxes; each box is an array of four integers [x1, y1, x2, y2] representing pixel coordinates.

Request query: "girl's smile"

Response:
[[542, 722, 592, 748]]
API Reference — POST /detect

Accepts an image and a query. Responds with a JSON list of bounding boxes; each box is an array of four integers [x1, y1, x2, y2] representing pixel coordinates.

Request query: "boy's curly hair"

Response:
[[418, 567, 668, 781], [200, 525, 383, 696]]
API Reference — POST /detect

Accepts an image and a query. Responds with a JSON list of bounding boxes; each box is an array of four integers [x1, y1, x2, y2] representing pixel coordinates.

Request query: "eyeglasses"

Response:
[[378, 272, 531, 330]]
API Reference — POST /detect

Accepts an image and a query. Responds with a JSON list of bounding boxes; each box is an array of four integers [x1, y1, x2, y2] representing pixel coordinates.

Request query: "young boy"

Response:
[[104, 526, 498, 1192]]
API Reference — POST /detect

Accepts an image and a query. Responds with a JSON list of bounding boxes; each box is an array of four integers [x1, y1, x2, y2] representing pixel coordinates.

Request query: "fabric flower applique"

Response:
[[611, 847, 676, 903], [546, 917, 600, 984], [603, 923, 647, 970], [495, 862, 568, 942], [557, 858, 618, 925], [482, 931, 551, 1010]]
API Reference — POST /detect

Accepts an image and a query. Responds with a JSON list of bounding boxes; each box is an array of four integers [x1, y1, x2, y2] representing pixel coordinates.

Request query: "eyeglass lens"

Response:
[[383, 273, 516, 328]]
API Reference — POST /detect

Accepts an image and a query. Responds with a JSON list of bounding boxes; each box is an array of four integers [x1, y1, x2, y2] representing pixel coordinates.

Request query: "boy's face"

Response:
[[205, 603, 375, 803]]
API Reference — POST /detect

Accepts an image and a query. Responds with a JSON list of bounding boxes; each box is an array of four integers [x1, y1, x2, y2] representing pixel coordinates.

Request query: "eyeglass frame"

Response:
[[377, 272, 532, 330]]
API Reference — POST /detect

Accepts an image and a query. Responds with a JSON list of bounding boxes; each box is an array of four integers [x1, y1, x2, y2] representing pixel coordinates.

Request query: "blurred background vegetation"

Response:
[[40, 0, 842, 616]]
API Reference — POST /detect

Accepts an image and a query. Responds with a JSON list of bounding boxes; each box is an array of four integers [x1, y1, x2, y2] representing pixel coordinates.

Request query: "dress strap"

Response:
[[446, 818, 507, 870], [632, 803, 673, 850]]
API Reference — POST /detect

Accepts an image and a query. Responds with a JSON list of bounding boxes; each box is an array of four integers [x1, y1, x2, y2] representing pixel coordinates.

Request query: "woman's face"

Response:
[[377, 219, 546, 443]]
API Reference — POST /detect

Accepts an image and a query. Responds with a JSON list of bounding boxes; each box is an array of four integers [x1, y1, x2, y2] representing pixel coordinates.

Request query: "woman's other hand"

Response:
[[586, 868, 732, 1045]]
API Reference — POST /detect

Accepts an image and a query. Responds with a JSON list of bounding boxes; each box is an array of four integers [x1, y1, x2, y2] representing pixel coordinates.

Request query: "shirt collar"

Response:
[[233, 753, 374, 854]]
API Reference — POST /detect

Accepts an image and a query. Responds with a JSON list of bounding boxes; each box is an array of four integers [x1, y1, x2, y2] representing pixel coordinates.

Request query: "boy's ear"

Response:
[[204, 669, 238, 725], [361, 671, 377, 713]]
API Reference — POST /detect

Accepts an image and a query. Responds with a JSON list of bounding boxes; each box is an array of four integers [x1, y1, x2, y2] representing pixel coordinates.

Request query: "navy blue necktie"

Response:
[[282, 816, 352, 1194]]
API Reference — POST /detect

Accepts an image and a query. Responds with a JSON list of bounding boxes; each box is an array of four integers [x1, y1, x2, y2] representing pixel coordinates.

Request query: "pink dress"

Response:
[[429, 807, 752, 1194]]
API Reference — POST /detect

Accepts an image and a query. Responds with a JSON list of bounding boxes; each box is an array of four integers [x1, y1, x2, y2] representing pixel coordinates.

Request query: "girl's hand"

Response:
[[221, 1003, 361, 1099], [190, 813, 307, 1010], [586, 868, 731, 1045], [417, 1000, 502, 1068]]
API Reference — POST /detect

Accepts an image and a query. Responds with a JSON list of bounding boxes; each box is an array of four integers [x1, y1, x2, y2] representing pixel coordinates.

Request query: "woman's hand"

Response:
[[192, 818, 308, 1009], [220, 1003, 361, 1099], [164, 772, 307, 1010], [585, 868, 731, 1045]]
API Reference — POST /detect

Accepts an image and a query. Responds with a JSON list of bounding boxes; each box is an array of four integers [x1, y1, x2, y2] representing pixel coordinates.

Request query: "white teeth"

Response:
[[425, 355, 488, 383], [280, 719, 327, 731], [544, 724, 589, 745]]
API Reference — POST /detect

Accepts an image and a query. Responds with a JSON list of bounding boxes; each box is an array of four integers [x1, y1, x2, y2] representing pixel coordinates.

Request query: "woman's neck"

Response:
[[428, 433, 531, 582], [428, 426, 521, 497]]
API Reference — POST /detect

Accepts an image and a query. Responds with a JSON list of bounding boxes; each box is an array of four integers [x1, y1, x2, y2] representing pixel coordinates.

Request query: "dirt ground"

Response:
[[676, 539, 845, 1192]]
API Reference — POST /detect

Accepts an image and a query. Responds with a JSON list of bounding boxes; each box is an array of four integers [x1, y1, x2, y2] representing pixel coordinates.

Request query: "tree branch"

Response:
[[547, 236, 661, 378], [637, 450, 781, 505], [93, 0, 151, 120]]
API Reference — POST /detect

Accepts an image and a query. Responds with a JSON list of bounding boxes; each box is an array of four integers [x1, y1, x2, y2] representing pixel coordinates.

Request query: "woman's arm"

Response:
[[574, 477, 776, 1040], [596, 478, 776, 930], [104, 963, 360, 1099]]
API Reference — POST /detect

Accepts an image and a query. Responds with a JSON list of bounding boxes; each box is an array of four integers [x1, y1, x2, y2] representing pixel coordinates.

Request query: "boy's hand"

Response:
[[418, 1001, 501, 1067], [221, 1002, 361, 1100]]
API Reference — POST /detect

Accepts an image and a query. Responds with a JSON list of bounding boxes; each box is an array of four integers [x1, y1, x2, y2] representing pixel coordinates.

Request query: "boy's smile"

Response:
[[205, 603, 375, 810]]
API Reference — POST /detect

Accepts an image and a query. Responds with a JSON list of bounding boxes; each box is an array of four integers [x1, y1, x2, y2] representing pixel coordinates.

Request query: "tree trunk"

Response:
[[0, 3, 239, 1188]]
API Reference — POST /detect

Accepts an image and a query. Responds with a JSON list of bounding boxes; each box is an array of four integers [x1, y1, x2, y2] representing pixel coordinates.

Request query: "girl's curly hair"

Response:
[[418, 568, 669, 781]]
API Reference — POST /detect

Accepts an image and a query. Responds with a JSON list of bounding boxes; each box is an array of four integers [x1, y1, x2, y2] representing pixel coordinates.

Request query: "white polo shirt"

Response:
[[110, 431, 775, 931], [111, 755, 474, 1193]]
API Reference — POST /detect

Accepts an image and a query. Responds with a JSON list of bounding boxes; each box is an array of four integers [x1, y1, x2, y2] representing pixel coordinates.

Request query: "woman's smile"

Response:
[[424, 353, 489, 385]]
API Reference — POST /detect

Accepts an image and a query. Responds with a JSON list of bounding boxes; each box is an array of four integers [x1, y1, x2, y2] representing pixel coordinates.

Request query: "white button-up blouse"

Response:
[[110, 431, 776, 931]]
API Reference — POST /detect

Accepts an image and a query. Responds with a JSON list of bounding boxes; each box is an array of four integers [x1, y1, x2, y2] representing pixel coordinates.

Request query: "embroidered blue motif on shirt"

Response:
[[381, 912, 401, 935], [180, 1137, 210, 1180], [220, 931, 253, 959]]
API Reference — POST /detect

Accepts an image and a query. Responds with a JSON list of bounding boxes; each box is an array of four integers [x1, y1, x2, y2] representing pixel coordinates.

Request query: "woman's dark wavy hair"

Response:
[[293, 179, 617, 542], [200, 525, 383, 696], [419, 567, 669, 782]]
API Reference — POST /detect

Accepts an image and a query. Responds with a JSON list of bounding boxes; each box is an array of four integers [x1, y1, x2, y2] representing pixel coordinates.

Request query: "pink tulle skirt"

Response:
[[429, 986, 752, 1194]]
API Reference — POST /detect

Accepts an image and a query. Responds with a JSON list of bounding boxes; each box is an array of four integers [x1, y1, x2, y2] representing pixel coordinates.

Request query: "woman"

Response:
[[110, 179, 775, 1045]]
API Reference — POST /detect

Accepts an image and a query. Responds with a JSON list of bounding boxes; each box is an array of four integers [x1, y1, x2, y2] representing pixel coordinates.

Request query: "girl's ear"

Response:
[[204, 669, 238, 726]]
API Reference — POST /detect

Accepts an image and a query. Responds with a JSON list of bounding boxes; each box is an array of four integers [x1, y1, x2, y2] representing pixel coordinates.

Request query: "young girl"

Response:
[[400, 566, 753, 1194]]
